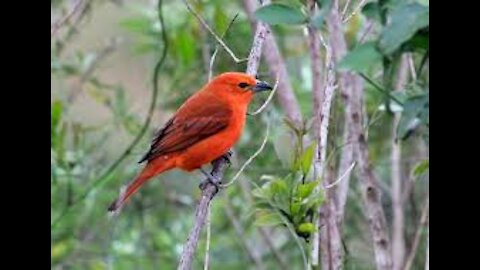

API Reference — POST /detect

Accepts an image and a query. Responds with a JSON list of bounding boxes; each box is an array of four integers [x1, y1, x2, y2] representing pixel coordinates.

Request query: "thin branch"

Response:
[[183, 0, 247, 64], [358, 19, 375, 44], [341, 0, 353, 18], [324, 162, 356, 189], [330, 0, 393, 268], [203, 207, 211, 270], [392, 55, 409, 270], [248, 75, 279, 115], [359, 72, 404, 105], [343, 0, 367, 23], [407, 53, 417, 82], [51, 0, 85, 37], [311, 1, 343, 268], [51, 0, 168, 229], [403, 197, 429, 270], [177, 1, 270, 268], [67, 38, 120, 103], [220, 121, 270, 188], [243, 0, 304, 128], [425, 226, 429, 270], [416, 49, 429, 76], [208, 14, 240, 81], [308, 0, 326, 265]]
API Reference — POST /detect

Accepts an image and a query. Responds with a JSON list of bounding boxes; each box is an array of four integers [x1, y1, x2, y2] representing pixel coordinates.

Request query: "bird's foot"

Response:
[[199, 168, 222, 193], [213, 150, 233, 167]]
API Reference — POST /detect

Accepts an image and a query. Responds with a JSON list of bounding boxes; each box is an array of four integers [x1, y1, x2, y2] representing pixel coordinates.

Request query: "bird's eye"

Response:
[[238, 82, 249, 88]]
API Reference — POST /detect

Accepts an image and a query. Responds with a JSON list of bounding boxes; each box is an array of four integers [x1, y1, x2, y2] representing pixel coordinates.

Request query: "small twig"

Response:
[[324, 162, 356, 189], [51, 0, 85, 37], [203, 207, 211, 270], [220, 120, 270, 188], [407, 53, 417, 81], [183, 0, 247, 64], [358, 20, 375, 44], [248, 75, 279, 115], [208, 14, 240, 81], [416, 49, 429, 76], [243, 0, 303, 128], [403, 196, 429, 270], [341, 0, 353, 18], [68, 38, 120, 103], [343, 0, 367, 23], [359, 73, 404, 105]]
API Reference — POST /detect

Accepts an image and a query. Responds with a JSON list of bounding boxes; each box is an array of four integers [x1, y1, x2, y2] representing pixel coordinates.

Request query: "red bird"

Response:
[[108, 72, 272, 211]]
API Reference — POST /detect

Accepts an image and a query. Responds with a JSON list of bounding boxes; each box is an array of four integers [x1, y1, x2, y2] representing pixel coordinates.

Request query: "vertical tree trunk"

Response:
[[326, 0, 393, 268], [391, 55, 409, 270]]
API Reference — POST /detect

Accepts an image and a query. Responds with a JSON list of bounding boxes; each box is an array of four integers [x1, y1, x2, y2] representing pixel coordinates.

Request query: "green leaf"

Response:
[[254, 210, 283, 226], [378, 3, 429, 55], [255, 4, 307, 25], [311, 14, 325, 29], [413, 159, 429, 176], [273, 129, 296, 168], [311, 0, 332, 29], [397, 93, 429, 140], [403, 28, 429, 52], [362, 2, 381, 22], [175, 31, 196, 66], [51, 100, 62, 134], [337, 42, 382, 73], [120, 17, 153, 34], [297, 181, 319, 199], [271, 179, 288, 196], [297, 222, 316, 234], [214, 6, 228, 33], [301, 143, 316, 176], [291, 202, 301, 215]]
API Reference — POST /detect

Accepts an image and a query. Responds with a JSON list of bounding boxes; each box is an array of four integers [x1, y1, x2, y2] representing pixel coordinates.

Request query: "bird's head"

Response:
[[206, 72, 273, 102]]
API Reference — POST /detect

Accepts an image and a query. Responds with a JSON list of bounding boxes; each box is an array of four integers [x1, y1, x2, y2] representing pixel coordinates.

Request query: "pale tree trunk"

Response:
[[307, 0, 325, 265], [327, 0, 393, 267], [327, 0, 362, 230], [391, 55, 409, 270], [319, 165, 343, 270]]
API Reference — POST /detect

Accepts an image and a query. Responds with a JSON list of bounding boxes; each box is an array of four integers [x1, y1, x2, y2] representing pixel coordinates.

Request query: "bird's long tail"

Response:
[[107, 159, 174, 213]]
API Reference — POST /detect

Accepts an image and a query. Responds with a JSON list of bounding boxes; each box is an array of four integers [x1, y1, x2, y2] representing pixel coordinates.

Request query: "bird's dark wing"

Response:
[[138, 101, 232, 163]]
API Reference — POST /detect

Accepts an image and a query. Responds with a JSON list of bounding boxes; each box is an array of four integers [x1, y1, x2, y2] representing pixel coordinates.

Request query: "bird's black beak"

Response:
[[251, 80, 273, 93]]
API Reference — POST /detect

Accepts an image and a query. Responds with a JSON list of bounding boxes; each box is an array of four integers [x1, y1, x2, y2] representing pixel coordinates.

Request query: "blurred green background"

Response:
[[51, 0, 429, 269]]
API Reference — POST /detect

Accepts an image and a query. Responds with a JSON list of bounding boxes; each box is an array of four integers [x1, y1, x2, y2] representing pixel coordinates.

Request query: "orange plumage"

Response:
[[108, 72, 272, 211]]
